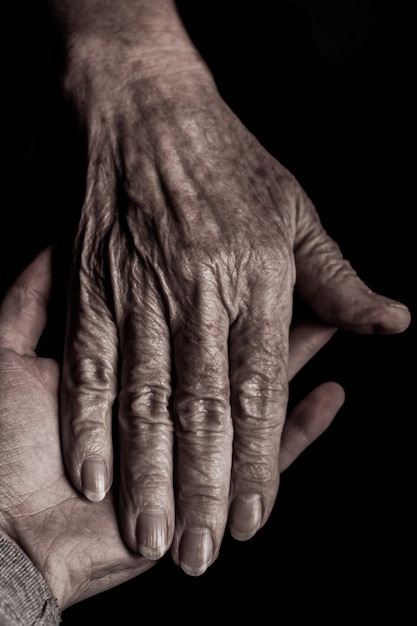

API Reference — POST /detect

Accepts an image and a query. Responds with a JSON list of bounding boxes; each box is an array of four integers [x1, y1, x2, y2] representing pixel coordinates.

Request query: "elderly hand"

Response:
[[51, 0, 411, 576], [0, 248, 346, 607]]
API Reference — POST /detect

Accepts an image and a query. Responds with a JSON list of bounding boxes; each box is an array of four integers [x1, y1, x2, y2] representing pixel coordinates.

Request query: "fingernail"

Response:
[[388, 302, 409, 310], [136, 508, 169, 560], [179, 528, 213, 576], [81, 458, 107, 502], [229, 494, 262, 541]]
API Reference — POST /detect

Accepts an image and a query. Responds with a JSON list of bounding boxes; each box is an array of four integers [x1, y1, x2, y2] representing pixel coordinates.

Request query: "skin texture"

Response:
[[0, 249, 154, 610], [0, 248, 345, 608], [43, 0, 411, 576]]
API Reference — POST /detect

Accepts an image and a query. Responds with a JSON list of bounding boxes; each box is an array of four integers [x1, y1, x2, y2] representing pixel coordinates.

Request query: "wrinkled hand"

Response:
[[0, 249, 345, 605], [58, 23, 411, 577]]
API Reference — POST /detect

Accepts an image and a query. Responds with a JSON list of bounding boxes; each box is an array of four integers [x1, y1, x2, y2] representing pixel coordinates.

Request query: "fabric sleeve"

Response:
[[0, 533, 61, 625]]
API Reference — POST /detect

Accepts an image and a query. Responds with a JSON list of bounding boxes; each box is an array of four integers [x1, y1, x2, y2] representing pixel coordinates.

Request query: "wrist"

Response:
[[48, 0, 208, 88], [64, 32, 209, 91], [61, 37, 215, 132], [48, 0, 180, 41], [59, 12, 212, 118]]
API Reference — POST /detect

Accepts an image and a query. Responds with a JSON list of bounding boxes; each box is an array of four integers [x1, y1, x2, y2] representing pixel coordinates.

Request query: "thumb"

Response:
[[293, 189, 411, 335], [0, 246, 53, 354]]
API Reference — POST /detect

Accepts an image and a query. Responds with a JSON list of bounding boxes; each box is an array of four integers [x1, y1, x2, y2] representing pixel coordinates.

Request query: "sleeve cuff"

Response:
[[0, 533, 61, 625]]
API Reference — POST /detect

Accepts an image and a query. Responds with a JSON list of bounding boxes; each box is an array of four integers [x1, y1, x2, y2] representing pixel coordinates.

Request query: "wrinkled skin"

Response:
[[0, 248, 345, 608], [0, 249, 155, 610], [52, 1, 411, 577]]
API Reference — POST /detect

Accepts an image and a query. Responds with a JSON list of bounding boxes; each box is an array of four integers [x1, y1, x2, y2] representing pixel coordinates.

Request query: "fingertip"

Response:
[[84, 491, 107, 503], [178, 527, 214, 577], [228, 494, 263, 541], [356, 297, 411, 335], [319, 380, 346, 407], [81, 457, 109, 502], [136, 508, 171, 561], [295, 380, 345, 438], [314, 286, 411, 335], [378, 302, 411, 335]]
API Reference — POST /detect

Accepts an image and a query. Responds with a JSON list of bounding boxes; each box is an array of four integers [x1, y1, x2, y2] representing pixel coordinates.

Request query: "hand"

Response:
[[0, 248, 155, 610], [0, 248, 347, 605], [54, 1, 411, 576]]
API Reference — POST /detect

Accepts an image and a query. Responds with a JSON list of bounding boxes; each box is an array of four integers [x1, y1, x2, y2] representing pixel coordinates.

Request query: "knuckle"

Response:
[[119, 385, 172, 424], [233, 460, 273, 483], [66, 414, 109, 455], [233, 379, 287, 429], [175, 394, 231, 431], [240, 240, 295, 295], [319, 258, 354, 286], [64, 354, 117, 392], [123, 462, 172, 495]]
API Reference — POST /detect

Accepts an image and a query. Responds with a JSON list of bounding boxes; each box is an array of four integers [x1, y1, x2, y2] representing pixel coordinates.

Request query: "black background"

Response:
[[2, 1, 415, 622]]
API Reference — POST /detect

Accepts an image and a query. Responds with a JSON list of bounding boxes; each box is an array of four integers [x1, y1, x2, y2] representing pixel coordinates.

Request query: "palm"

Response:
[[0, 349, 154, 609]]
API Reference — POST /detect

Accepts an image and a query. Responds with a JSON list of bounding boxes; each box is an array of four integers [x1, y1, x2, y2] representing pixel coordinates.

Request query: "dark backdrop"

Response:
[[2, 1, 415, 622]]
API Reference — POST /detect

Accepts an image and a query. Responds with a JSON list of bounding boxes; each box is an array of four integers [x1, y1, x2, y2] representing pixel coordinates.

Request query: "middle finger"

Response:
[[170, 279, 232, 576]]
